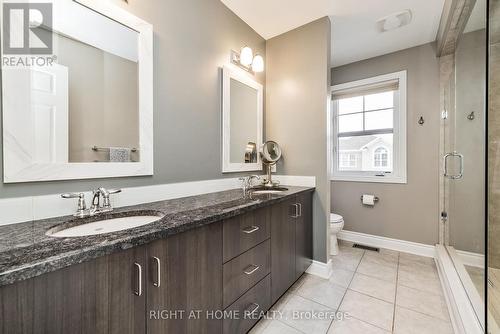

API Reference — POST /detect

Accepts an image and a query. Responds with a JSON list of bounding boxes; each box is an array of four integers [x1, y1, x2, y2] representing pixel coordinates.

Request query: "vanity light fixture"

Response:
[[252, 54, 264, 73], [230, 46, 264, 73], [240, 46, 254, 66]]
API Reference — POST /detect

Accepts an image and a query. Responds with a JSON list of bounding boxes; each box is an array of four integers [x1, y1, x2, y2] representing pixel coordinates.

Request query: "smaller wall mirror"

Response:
[[222, 65, 263, 173]]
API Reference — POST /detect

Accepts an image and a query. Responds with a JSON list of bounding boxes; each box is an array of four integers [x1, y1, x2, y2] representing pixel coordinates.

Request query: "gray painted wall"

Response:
[[331, 43, 441, 246], [266, 17, 331, 262], [0, 0, 265, 198]]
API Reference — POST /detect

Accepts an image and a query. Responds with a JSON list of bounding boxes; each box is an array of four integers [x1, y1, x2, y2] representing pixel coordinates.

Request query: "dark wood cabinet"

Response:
[[147, 222, 222, 334], [0, 246, 147, 334], [270, 192, 313, 303], [270, 198, 297, 303], [295, 192, 313, 279]]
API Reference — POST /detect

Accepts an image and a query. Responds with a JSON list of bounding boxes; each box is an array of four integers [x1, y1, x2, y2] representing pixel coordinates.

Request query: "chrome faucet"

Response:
[[239, 175, 261, 195], [62, 187, 122, 218]]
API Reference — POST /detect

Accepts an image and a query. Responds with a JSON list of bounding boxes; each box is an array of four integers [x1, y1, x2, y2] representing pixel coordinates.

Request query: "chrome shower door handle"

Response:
[[443, 152, 464, 180]]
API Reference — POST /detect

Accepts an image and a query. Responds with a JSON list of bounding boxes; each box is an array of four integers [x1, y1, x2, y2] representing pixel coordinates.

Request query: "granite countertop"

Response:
[[0, 186, 314, 287]]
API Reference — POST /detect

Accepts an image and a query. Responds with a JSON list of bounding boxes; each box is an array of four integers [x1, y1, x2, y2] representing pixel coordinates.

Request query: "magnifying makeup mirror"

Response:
[[261, 141, 282, 187]]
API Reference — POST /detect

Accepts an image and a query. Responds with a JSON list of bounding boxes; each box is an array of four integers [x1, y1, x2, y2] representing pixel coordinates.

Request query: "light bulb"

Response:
[[240, 46, 253, 66], [252, 54, 264, 72]]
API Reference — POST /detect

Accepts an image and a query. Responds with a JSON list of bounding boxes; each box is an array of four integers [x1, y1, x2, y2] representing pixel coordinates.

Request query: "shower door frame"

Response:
[[436, 0, 489, 332]]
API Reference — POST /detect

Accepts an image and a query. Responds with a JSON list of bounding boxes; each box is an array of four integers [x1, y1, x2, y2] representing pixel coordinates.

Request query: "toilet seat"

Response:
[[330, 213, 343, 224]]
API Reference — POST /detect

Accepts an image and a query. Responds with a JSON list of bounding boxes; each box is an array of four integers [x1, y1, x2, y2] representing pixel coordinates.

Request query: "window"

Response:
[[331, 71, 407, 183], [374, 147, 388, 168], [340, 153, 358, 168]]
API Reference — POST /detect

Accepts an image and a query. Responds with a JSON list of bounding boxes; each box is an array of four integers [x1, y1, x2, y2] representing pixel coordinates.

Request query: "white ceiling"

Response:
[[221, 0, 446, 67]]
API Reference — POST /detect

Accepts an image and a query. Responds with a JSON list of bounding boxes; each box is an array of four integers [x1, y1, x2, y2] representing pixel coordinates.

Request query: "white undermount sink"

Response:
[[46, 214, 164, 238], [250, 187, 289, 195]]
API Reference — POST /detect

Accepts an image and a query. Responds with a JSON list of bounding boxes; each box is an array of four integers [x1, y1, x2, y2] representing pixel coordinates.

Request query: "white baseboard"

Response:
[[456, 249, 485, 268], [338, 230, 435, 258], [0, 175, 316, 226], [306, 259, 333, 279]]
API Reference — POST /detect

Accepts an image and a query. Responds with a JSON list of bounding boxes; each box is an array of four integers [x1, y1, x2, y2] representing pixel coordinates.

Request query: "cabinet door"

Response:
[[295, 192, 313, 279], [147, 222, 223, 334], [0, 246, 147, 334], [270, 198, 297, 303]]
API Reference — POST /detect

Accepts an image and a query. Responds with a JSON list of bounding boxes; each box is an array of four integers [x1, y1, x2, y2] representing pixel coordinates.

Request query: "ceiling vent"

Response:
[[376, 10, 412, 32]]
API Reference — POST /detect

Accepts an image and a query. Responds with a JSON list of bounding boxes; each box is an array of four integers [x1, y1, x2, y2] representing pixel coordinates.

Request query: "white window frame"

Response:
[[330, 70, 407, 184]]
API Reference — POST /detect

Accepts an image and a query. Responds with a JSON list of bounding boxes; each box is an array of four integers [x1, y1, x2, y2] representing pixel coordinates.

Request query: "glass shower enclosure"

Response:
[[440, 0, 487, 330]]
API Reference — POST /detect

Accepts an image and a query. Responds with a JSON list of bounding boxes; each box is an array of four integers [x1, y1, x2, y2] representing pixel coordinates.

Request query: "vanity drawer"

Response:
[[223, 240, 271, 308], [223, 275, 271, 334], [223, 207, 270, 263]]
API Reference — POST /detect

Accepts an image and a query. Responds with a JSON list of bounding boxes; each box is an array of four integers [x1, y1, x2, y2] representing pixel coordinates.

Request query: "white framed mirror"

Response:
[[1, 0, 153, 183], [221, 65, 263, 173]]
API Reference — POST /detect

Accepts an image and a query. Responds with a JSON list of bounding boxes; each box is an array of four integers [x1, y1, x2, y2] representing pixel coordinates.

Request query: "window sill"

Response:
[[331, 175, 407, 184]]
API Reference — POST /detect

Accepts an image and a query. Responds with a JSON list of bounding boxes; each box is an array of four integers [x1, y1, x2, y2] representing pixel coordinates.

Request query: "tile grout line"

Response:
[[324, 249, 365, 333], [392, 252, 401, 333], [395, 305, 453, 324], [275, 319, 308, 334]]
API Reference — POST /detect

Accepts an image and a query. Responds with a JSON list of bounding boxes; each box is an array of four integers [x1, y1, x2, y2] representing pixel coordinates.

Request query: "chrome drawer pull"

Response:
[[242, 226, 260, 234], [245, 303, 260, 316], [134, 262, 142, 296], [243, 264, 260, 275], [152, 256, 161, 287]]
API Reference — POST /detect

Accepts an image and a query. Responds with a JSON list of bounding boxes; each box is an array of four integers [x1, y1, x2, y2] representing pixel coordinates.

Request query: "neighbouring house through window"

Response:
[[331, 71, 407, 183]]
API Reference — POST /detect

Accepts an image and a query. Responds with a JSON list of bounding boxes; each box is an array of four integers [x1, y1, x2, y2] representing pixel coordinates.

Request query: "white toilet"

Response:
[[330, 213, 345, 256]]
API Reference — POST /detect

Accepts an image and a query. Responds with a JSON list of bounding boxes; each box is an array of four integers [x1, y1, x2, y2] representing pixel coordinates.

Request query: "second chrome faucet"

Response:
[[62, 187, 122, 218]]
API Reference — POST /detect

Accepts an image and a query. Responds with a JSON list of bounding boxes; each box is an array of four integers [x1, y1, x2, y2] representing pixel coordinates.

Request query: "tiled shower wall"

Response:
[[489, 0, 500, 269]]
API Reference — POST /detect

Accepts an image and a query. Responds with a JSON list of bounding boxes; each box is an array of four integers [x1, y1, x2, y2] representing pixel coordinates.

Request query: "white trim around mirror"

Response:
[[221, 65, 263, 173], [1, 0, 154, 183]]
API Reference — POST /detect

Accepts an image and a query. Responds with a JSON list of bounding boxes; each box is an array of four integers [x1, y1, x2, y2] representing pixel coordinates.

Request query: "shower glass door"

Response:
[[442, 0, 486, 327]]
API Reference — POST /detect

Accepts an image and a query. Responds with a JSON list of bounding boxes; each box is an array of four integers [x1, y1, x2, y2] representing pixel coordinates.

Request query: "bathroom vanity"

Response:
[[0, 187, 313, 334]]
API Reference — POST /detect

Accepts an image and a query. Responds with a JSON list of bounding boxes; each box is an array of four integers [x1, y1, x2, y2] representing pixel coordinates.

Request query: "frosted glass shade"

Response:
[[240, 46, 253, 66]]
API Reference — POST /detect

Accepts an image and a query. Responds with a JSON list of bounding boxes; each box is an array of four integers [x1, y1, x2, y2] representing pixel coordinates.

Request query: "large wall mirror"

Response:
[[221, 65, 263, 173], [1, 0, 153, 182]]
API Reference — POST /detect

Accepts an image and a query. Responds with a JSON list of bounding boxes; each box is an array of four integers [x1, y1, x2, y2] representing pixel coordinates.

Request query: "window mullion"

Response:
[[362, 96, 366, 131]]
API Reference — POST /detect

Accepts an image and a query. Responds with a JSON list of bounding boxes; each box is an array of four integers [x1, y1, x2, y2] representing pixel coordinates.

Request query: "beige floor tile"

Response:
[[393, 306, 453, 334], [339, 290, 394, 331], [396, 285, 450, 321], [288, 274, 309, 293], [252, 320, 304, 334], [281, 294, 335, 334], [327, 317, 390, 334], [249, 318, 272, 333], [331, 246, 365, 272], [329, 267, 355, 288], [349, 273, 396, 303], [295, 275, 347, 310], [362, 250, 399, 269], [356, 257, 398, 282], [398, 262, 443, 296], [271, 292, 294, 312], [399, 252, 435, 267]]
